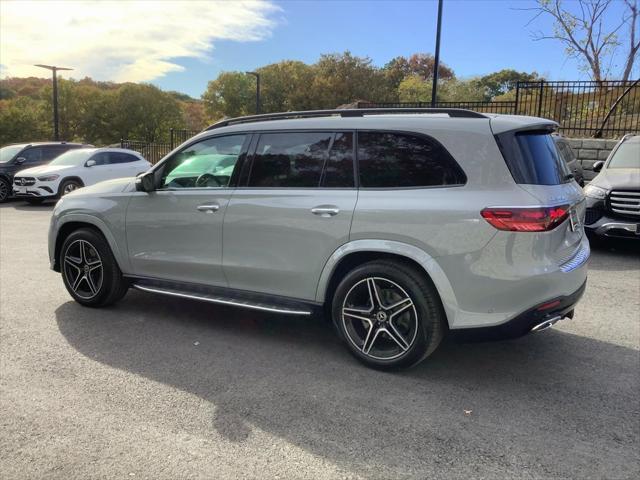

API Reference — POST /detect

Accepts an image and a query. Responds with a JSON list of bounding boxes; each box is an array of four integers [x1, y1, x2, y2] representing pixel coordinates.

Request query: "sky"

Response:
[[1, 0, 637, 98]]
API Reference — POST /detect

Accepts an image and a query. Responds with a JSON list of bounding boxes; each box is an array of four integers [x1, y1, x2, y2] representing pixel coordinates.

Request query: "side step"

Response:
[[129, 277, 315, 316]]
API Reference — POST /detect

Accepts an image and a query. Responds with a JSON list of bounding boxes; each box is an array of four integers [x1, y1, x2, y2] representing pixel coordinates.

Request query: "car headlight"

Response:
[[37, 174, 59, 182], [583, 184, 607, 199]]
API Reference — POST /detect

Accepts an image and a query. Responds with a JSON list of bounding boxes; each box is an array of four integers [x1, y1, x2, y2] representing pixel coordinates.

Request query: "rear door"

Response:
[[222, 131, 357, 301]]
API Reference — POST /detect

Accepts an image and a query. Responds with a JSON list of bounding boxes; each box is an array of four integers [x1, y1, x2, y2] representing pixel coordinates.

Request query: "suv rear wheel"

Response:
[[332, 260, 445, 370], [0, 178, 10, 203], [60, 228, 128, 307]]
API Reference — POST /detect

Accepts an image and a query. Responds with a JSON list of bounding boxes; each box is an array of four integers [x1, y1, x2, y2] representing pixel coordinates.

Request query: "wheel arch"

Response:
[[316, 240, 458, 327], [53, 216, 125, 272], [57, 176, 85, 196]]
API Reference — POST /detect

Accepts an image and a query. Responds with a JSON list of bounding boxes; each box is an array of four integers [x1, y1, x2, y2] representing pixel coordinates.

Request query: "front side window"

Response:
[[248, 132, 333, 188], [357, 131, 466, 188], [89, 152, 111, 166], [160, 135, 246, 189], [19, 147, 43, 164]]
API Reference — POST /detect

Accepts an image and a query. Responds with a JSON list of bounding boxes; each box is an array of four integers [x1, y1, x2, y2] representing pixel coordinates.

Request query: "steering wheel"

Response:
[[195, 173, 222, 188]]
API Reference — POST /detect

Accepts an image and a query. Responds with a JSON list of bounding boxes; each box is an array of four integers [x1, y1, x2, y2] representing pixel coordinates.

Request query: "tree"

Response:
[[202, 72, 255, 120], [384, 53, 455, 90], [257, 60, 316, 112], [0, 97, 49, 144], [398, 75, 431, 102], [526, 0, 640, 81], [478, 69, 543, 99]]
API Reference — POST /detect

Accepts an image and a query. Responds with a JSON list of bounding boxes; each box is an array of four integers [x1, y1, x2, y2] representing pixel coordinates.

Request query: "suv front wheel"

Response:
[[332, 260, 445, 370], [60, 228, 128, 307]]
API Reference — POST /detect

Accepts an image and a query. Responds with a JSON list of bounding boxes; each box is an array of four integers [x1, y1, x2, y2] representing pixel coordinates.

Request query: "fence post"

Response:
[[514, 81, 520, 115], [537, 81, 544, 117], [170, 128, 174, 150], [120, 137, 124, 148]]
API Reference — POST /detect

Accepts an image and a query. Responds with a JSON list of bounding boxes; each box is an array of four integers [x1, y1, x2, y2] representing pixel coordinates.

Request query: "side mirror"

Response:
[[592, 161, 604, 173], [15, 157, 26, 165], [135, 171, 155, 192], [85, 159, 96, 167]]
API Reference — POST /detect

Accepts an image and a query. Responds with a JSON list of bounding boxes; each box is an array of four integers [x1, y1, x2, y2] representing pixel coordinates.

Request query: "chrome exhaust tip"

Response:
[[531, 315, 562, 333]]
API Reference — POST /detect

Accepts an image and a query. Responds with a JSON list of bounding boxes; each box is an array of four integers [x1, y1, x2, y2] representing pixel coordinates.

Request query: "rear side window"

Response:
[[497, 131, 571, 185], [357, 132, 466, 188], [110, 152, 139, 164], [249, 132, 333, 188], [555, 141, 576, 164], [41, 145, 71, 161]]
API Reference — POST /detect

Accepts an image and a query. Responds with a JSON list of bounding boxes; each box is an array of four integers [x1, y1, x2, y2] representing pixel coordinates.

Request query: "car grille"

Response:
[[13, 177, 36, 186], [584, 208, 603, 225], [608, 190, 640, 217]]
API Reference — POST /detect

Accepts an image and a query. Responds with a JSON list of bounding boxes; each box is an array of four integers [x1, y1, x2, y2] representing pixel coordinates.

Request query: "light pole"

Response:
[[34, 64, 73, 140], [245, 71, 261, 114], [431, 0, 443, 107]]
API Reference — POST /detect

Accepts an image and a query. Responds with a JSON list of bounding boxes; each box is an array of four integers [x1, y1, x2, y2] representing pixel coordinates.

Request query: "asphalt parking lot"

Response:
[[0, 201, 638, 479]]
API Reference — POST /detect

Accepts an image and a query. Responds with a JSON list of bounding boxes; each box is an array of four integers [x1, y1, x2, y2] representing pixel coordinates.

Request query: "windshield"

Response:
[[0, 145, 24, 163], [49, 149, 93, 166], [608, 138, 640, 169]]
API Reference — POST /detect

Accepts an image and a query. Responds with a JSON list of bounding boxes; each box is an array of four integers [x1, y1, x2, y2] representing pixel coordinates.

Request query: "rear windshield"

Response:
[[496, 131, 571, 185]]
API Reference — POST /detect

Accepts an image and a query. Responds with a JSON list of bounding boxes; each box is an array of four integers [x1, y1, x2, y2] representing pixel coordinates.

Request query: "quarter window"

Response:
[[248, 132, 333, 188], [357, 132, 465, 188], [160, 135, 246, 189]]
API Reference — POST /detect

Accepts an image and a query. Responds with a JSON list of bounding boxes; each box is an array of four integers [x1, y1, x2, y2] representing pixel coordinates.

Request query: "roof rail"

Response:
[[205, 108, 487, 131]]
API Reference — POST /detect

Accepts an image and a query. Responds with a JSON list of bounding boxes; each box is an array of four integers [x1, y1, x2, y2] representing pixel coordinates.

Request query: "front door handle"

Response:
[[311, 205, 339, 217], [197, 203, 220, 213]]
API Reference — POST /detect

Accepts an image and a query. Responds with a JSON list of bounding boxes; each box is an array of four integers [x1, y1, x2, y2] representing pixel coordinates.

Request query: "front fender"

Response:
[[315, 239, 459, 327]]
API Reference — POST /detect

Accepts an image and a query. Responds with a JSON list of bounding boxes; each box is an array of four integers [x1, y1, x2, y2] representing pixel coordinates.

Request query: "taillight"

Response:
[[481, 205, 570, 232]]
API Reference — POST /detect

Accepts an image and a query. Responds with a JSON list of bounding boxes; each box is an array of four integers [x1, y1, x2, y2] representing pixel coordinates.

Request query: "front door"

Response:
[[126, 134, 249, 287], [223, 131, 357, 301]]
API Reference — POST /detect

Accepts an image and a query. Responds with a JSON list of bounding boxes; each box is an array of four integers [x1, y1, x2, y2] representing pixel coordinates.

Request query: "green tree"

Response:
[[256, 60, 316, 112], [0, 97, 49, 145], [202, 72, 255, 121], [398, 75, 432, 102], [384, 53, 455, 90], [478, 69, 542, 99]]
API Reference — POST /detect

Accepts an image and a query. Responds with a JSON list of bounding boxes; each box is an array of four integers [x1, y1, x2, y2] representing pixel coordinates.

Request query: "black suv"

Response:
[[0, 142, 89, 202]]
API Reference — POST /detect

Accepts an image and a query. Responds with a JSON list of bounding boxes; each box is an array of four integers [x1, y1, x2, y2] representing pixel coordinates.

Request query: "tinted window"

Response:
[[20, 147, 43, 164], [322, 132, 355, 188], [89, 152, 110, 166], [497, 131, 571, 185], [110, 152, 139, 164], [41, 145, 71, 161], [357, 132, 465, 188], [555, 141, 575, 164], [608, 137, 640, 168], [161, 135, 246, 189], [249, 132, 332, 188]]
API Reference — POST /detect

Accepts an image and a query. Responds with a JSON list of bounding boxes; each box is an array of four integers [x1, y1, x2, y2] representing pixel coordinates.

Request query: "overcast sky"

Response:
[[1, 0, 637, 97]]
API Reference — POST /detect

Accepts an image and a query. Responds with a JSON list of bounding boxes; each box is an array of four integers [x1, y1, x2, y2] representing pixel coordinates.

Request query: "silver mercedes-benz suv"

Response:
[[49, 108, 589, 369]]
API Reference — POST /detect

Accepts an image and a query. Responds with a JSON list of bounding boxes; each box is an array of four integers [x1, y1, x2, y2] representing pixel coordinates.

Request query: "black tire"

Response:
[[0, 178, 10, 203], [60, 228, 128, 307], [332, 260, 446, 370], [58, 179, 82, 197], [25, 198, 44, 205]]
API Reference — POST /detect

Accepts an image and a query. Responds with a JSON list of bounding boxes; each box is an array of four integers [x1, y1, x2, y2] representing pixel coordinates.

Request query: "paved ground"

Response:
[[0, 200, 639, 479]]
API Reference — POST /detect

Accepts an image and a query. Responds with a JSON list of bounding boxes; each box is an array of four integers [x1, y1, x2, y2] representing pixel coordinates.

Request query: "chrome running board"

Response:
[[131, 282, 314, 316]]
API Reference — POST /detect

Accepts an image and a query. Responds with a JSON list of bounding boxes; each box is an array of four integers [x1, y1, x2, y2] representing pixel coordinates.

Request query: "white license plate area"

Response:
[[15, 186, 27, 194]]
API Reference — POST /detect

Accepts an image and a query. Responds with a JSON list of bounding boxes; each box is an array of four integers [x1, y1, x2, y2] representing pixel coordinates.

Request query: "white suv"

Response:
[[14, 147, 151, 204]]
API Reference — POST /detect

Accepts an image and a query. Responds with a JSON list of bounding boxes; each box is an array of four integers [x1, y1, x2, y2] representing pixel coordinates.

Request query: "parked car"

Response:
[[583, 134, 640, 240], [553, 134, 585, 186], [48, 109, 589, 370], [14, 147, 151, 204], [0, 142, 88, 202]]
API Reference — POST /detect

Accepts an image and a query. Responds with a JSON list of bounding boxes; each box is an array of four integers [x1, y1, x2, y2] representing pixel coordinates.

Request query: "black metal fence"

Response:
[[170, 128, 199, 149], [359, 80, 639, 138], [120, 139, 172, 165]]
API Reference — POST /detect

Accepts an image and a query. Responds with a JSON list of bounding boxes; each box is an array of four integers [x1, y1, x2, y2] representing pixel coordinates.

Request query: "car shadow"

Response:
[[588, 236, 640, 271], [54, 290, 640, 478]]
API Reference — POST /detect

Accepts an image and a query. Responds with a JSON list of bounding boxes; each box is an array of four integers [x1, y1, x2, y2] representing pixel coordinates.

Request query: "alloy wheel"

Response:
[[63, 183, 79, 195], [63, 239, 103, 299], [341, 277, 418, 361], [0, 181, 8, 201]]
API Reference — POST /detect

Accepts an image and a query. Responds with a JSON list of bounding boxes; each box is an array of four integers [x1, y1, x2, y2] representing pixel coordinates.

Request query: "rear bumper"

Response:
[[452, 279, 587, 341]]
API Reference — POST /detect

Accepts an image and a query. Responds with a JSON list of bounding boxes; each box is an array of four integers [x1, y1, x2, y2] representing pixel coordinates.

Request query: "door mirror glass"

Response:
[[85, 159, 96, 167], [15, 157, 26, 165], [136, 171, 155, 192], [593, 161, 604, 173]]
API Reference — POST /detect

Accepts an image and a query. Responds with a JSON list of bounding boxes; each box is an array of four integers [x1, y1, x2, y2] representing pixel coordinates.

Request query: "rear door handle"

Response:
[[311, 205, 339, 217], [197, 203, 220, 213]]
